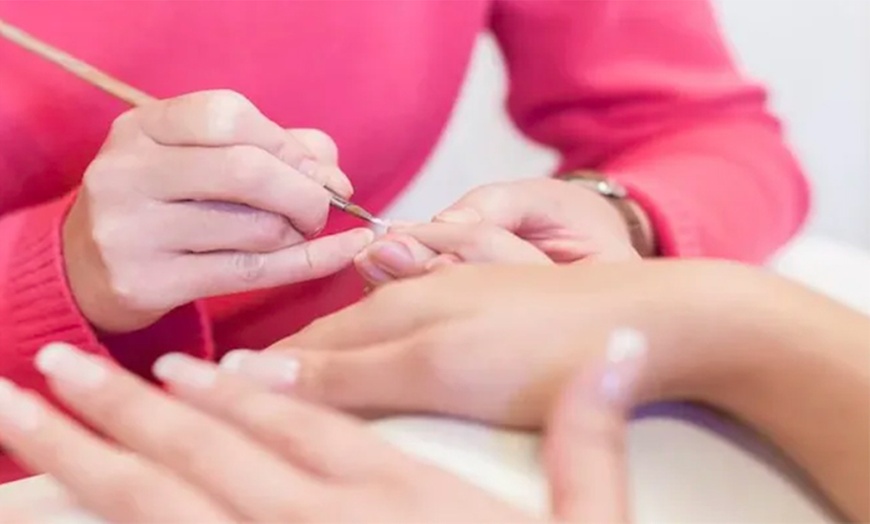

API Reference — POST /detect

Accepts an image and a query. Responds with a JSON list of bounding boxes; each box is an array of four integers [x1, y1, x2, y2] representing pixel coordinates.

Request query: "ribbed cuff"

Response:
[[613, 174, 703, 258], [4, 194, 213, 380]]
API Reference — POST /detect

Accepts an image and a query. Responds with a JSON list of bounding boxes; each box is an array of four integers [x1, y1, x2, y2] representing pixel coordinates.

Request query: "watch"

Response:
[[555, 171, 656, 257]]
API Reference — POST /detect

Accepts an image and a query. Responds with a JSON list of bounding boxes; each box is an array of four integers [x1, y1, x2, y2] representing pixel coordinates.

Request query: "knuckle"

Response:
[[96, 459, 160, 513], [298, 129, 339, 161], [231, 251, 267, 282], [141, 420, 216, 471], [244, 211, 291, 250], [405, 330, 460, 384], [201, 90, 255, 138], [108, 108, 140, 135]]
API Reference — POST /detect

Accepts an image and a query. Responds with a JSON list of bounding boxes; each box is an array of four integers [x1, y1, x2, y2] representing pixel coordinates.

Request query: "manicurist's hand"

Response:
[[64, 90, 374, 333], [0, 338, 642, 523], [355, 178, 642, 285]]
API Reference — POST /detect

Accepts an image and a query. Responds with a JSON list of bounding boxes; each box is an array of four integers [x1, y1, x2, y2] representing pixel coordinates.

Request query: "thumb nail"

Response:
[[220, 351, 300, 390], [435, 208, 482, 224]]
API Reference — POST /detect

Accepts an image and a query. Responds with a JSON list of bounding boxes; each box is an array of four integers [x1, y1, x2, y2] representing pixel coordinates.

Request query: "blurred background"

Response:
[[390, 0, 870, 250]]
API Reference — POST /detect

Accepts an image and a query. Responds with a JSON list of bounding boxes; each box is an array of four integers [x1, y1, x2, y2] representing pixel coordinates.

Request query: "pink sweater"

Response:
[[0, 0, 807, 482]]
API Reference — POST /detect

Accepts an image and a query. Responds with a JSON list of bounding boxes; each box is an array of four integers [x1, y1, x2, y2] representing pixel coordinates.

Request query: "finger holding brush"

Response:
[[64, 90, 374, 333], [0, 19, 379, 333]]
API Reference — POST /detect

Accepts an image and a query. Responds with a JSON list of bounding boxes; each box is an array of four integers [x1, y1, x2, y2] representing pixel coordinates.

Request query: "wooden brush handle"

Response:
[[0, 17, 154, 106]]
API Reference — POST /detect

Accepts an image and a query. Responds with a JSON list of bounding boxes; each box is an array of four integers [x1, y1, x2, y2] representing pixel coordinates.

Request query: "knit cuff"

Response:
[[4, 194, 213, 381], [612, 174, 704, 258]]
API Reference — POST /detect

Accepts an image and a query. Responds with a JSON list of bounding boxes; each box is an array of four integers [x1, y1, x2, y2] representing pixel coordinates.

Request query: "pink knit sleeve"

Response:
[[0, 193, 214, 400], [490, 0, 810, 262]]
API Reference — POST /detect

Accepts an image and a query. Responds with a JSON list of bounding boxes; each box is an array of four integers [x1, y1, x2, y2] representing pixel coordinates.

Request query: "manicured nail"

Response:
[[370, 241, 415, 273], [35, 343, 108, 390], [0, 378, 41, 432], [599, 328, 647, 405], [153, 353, 218, 390], [355, 253, 393, 283], [218, 349, 257, 372], [354, 228, 376, 246], [220, 351, 300, 389], [435, 208, 482, 224]]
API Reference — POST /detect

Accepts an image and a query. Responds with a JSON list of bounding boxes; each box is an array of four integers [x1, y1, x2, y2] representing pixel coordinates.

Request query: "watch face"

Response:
[[563, 173, 628, 199]]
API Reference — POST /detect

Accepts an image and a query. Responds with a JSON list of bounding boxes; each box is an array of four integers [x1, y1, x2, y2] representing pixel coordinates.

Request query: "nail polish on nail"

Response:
[[222, 352, 300, 389], [219, 350, 257, 372], [0, 378, 41, 432], [600, 328, 647, 405], [371, 241, 415, 273], [435, 208, 482, 224], [153, 354, 218, 390], [357, 257, 392, 283], [35, 343, 108, 389]]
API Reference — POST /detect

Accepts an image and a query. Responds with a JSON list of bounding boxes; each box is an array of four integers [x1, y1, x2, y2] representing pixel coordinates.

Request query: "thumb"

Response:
[[220, 343, 424, 414], [544, 328, 647, 523]]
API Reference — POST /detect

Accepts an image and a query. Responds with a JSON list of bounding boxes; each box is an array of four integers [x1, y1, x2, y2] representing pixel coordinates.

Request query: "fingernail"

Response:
[[220, 351, 300, 389], [219, 349, 256, 372], [435, 208, 482, 224], [356, 256, 393, 283], [153, 353, 218, 390], [599, 328, 647, 405], [355, 228, 376, 246], [0, 378, 41, 431], [298, 158, 319, 179], [370, 241, 415, 273], [35, 343, 108, 390]]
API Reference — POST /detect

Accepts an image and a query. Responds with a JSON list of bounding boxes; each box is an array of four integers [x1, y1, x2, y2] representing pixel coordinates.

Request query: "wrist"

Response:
[[627, 262, 784, 406]]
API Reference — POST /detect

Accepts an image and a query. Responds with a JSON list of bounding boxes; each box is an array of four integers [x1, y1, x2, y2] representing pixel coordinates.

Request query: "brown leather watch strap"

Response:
[[555, 171, 657, 257], [608, 197, 656, 257]]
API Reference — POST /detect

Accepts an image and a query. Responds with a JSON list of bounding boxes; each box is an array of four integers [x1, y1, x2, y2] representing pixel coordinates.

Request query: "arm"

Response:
[[490, 0, 809, 261], [634, 266, 870, 522]]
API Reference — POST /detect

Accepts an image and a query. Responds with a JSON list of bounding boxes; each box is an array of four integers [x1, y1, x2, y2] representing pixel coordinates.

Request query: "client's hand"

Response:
[[0, 338, 641, 523], [354, 220, 554, 286], [355, 178, 640, 286], [258, 261, 741, 427]]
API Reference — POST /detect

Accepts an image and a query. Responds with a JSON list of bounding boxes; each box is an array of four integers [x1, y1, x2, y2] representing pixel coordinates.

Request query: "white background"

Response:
[[390, 0, 870, 250]]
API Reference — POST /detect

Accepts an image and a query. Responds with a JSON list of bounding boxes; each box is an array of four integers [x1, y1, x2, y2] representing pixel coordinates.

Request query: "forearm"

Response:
[[648, 268, 870, 521]]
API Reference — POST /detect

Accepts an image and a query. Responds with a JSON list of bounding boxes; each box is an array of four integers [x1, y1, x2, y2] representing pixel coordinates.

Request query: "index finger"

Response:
[[133, 90, 352, 195]]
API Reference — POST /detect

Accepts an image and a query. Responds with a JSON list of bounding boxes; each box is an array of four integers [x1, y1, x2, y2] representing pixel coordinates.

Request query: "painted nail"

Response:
[[0, 378, 41, 432], [35, 343, 108, 390], [599, 328, 647, 405], [356, 255, 393, 283], [153, 353, 218, 390], [370, 241, 415, 273], [435, 208, 482, 224], [220, 351, 300, 389], [219, 349, 257, 372]]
